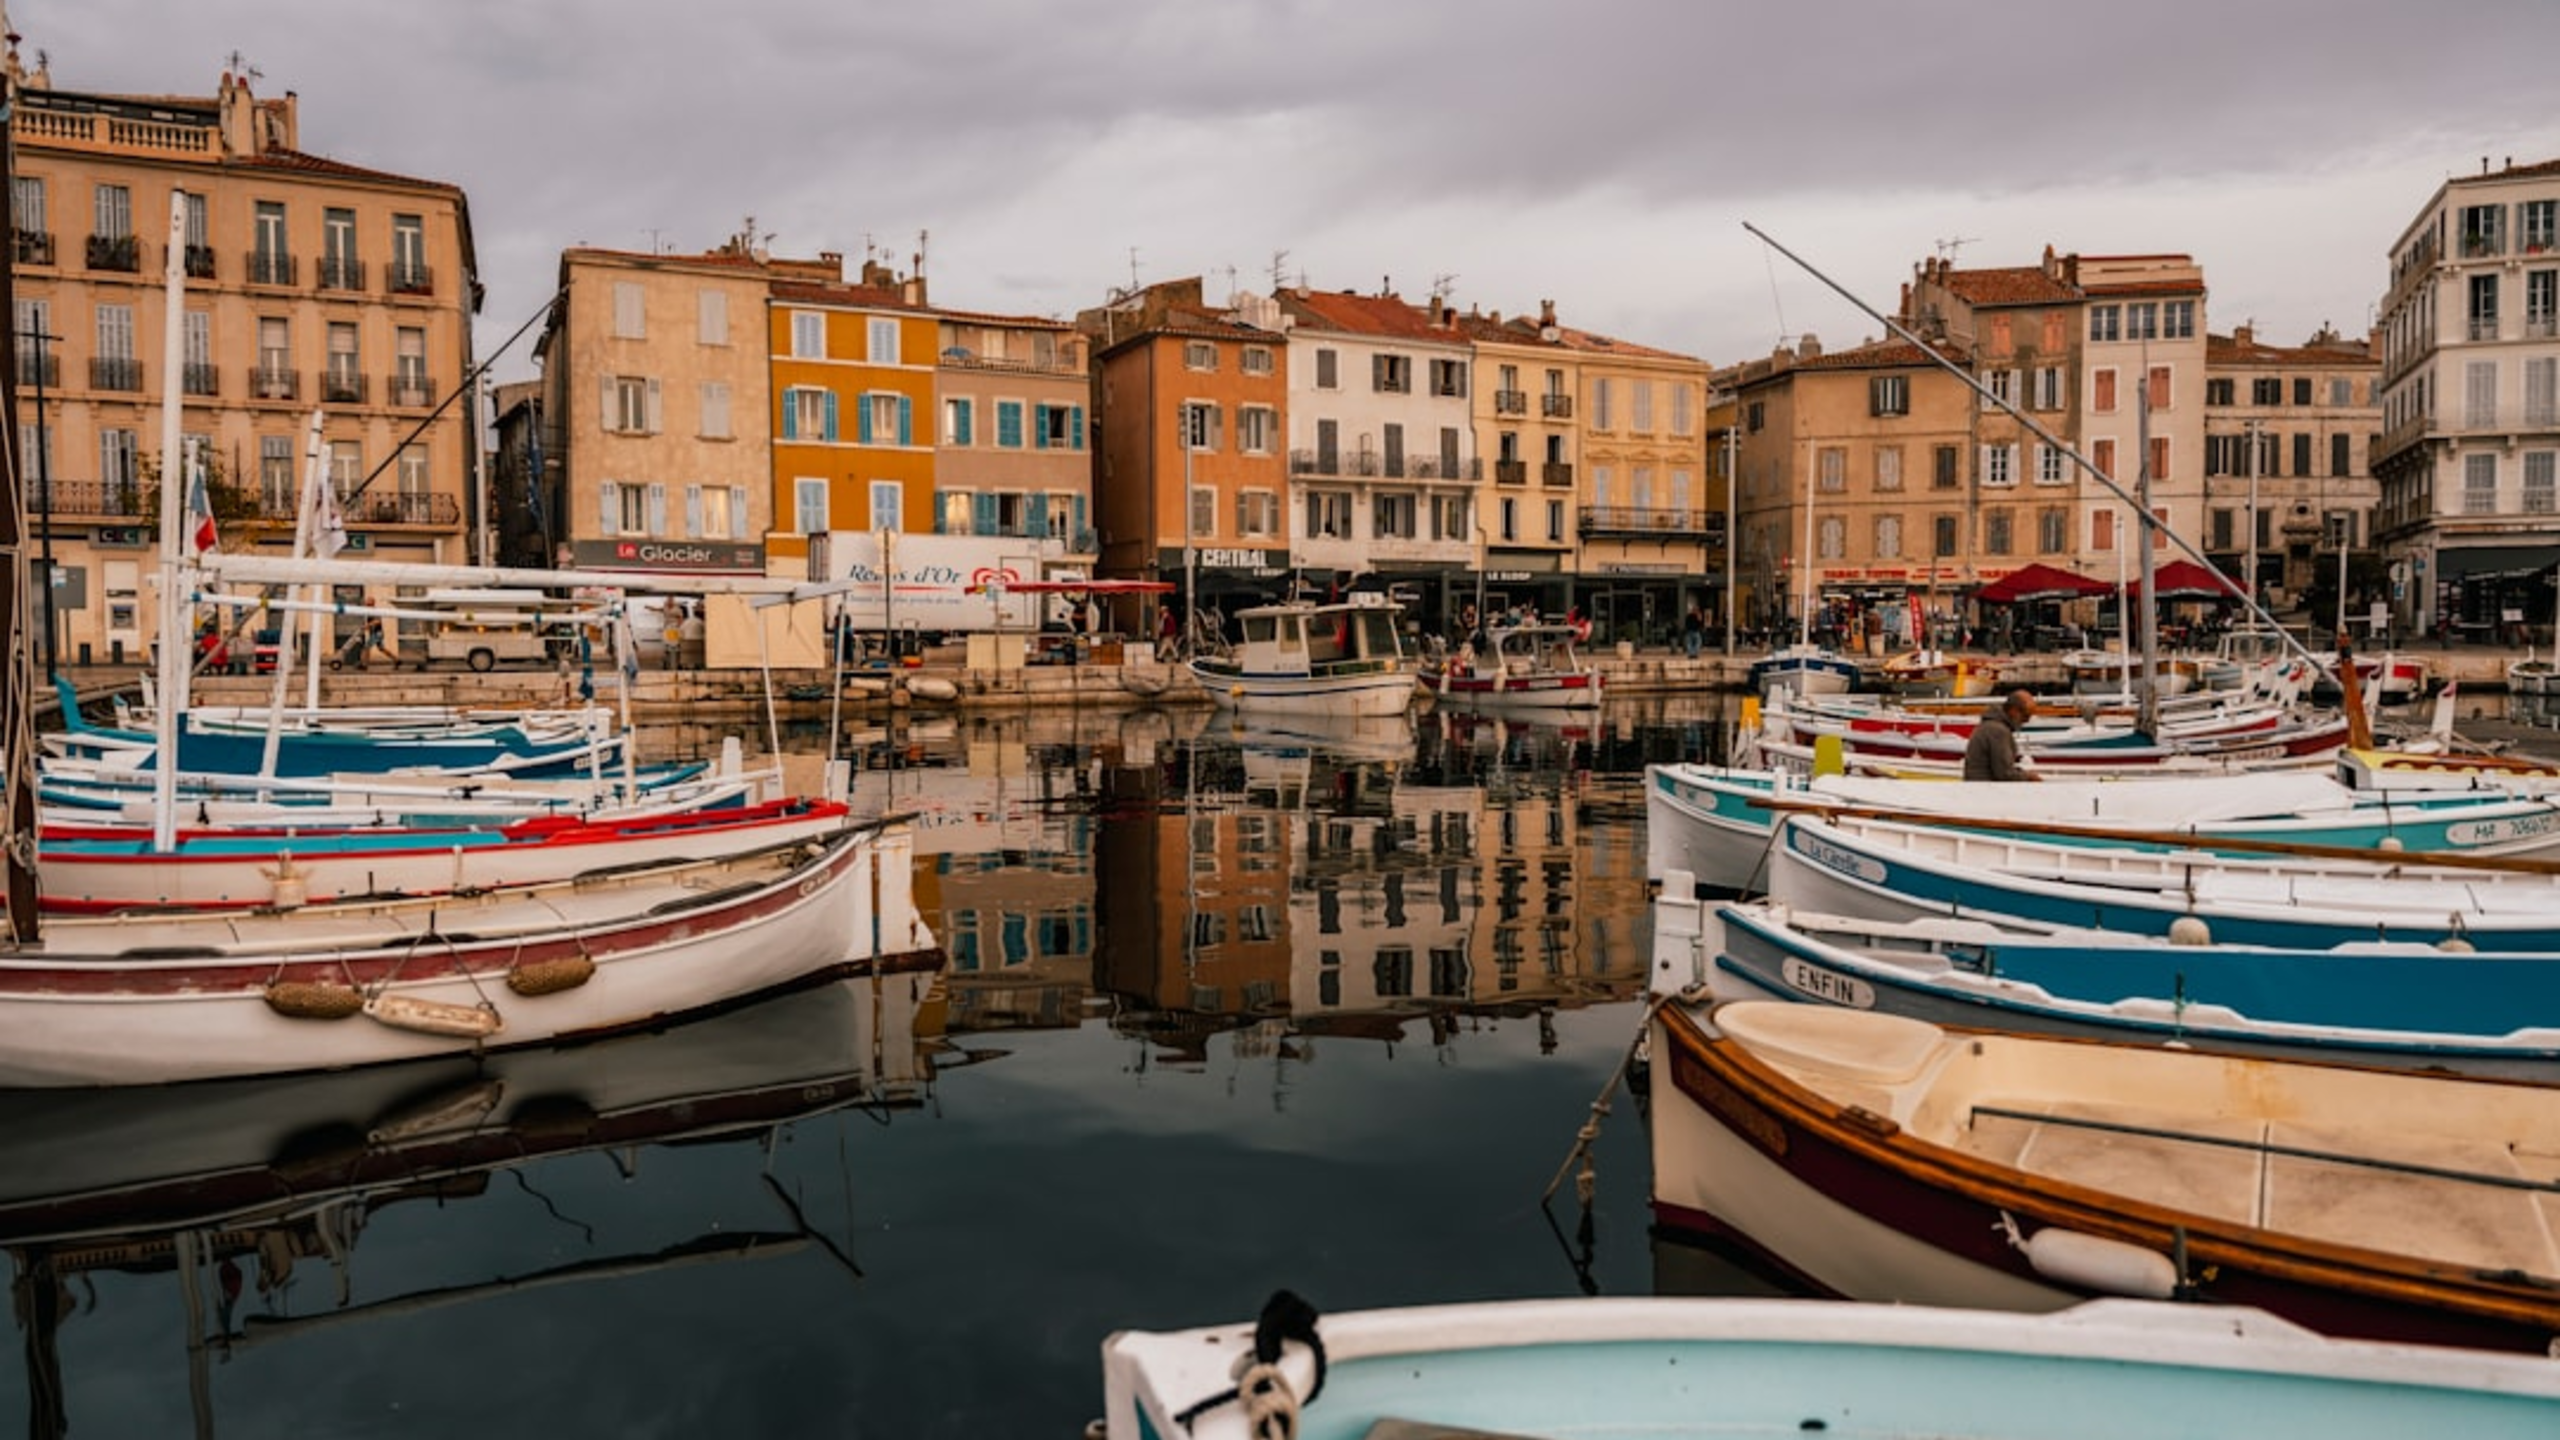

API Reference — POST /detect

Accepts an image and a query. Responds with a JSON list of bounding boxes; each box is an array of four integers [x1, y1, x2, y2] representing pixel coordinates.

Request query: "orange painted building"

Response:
[[768, 259, 940, 558]]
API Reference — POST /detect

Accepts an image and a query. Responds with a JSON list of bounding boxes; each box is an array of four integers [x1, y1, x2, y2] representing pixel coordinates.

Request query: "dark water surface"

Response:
[[0, 700, 1752, 1438]]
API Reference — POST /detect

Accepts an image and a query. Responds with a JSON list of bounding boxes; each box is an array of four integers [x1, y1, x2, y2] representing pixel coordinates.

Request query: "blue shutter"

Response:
[[854, 393, 870, 445], [931, 489, 949, 535], [974, 492, 999, 536], [1071, 494, 1087, 541], [956, 399, 973, 446], [1032, 404, 1050, 449], [897, 396, 913, 446], [1027, 493, 1049, 535], [1070, 405, 1086, 451], [780, 389, 798, 441], [826, 391, 842, 443]]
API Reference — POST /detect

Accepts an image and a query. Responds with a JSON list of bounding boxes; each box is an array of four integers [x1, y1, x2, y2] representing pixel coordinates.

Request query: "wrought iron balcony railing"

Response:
[[247, 249, 297, 286], [184, 243, 215, 280], [252, 366, 300, 401], [1541, 462, 1575, 488], [49, 478, 148, 517], [1494, 460, 1528, 486], [1578, 505, 1713, 538], [85, 233, 139, 272], [1493, 389, 1527, 415], [14, 231, 53, 265], [1539, 393, 1574, 419], [16, 353, 57, 389], [389, 374, 435, 408], [388, 262, 433, 296], [89, 356, 141, 392], [322, 368, 368, 404], [182, 361, 219, 396]]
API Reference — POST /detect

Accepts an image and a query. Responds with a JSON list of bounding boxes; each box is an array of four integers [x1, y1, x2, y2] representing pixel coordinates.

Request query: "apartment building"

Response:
[[932, 306, 1093, 549], [1568, 320, 1710, 647], [8, 49, 475, 666], [1083, 278, 1290, 620], [2071, 254, 2210, 578], [1276, 286, 1478, 632], [2373, 155, 2560, 639], [769, 260, 938, 556], [1730, 335, 1979, 644], [532, 243, 772, 576], [1454, 303, 1582, 619], [2201, 325, 2381, 612]]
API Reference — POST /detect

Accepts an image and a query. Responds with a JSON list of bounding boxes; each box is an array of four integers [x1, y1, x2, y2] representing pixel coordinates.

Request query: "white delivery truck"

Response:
[[415, 589, 570, 671], [808, 533, 1062, 642]]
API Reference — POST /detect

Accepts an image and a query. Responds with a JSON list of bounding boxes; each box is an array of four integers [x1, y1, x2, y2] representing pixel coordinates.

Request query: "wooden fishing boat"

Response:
[[1101, 1290, 2560, 1440], [0, 821, 934, 1087], [1765, 809, 2560, 950], [1649, 1000, 2560, 1355], [1876, 648, 2001, 698], [1669, 894, 2560, 1080], [1423, 623, 1603, 710], [33, 795, 853, 913], [1189, 594, 1416, 717], [1747, 640, 1859, 699]]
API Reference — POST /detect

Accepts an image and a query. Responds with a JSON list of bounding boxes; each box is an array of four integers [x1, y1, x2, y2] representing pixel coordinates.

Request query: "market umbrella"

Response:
[[2130, 559, 2245, 600], [1972, 562, 2112, 605]]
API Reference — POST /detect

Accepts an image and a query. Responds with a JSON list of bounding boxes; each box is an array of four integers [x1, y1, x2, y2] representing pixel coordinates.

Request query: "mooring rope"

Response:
[[1172, 1289, 1326, 1437]]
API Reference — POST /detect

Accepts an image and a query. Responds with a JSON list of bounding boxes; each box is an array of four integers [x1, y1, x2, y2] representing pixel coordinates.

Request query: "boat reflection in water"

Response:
[[2, 961, 955, 1438]]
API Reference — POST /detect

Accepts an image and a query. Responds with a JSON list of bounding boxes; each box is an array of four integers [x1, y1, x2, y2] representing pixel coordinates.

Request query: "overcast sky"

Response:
[[28, 0, 2560, 385]]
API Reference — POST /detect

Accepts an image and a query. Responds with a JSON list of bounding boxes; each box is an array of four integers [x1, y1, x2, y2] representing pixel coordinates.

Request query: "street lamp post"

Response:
[[20, 327, 57, 682]]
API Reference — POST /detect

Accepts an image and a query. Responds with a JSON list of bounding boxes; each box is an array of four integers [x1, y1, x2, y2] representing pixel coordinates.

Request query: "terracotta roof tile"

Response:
[[2206, 331, 2375, 365], [1278, 289, 1456, 342], [1939, 265, 2079, 306], [770, 280, 917, 311], [240, 146, 461, 194]]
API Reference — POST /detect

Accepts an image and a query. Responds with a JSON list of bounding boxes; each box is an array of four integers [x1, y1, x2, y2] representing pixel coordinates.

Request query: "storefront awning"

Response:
[[2436, 544, 2560, 582]]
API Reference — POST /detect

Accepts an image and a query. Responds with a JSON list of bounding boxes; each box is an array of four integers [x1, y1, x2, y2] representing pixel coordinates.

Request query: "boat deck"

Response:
[[1955, 1103, 2560, 1278]]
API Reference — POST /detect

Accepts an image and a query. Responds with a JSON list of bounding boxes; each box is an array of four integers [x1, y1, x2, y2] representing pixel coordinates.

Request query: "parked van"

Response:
[[416, 589, 568, 672]]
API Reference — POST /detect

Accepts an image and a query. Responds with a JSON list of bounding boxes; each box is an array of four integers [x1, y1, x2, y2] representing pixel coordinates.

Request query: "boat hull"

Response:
[[0, 824, 936, 1087], [1189, 661, 1416, 716]]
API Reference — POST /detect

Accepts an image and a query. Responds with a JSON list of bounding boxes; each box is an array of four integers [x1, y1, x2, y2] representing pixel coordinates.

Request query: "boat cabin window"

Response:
[[1242, 614, 1281, 646]]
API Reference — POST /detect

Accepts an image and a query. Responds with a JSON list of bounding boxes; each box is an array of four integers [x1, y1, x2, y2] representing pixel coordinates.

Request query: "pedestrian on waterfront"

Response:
[[1962, 688, 2039, 782], [1682, 604, 1704, 659], [679, 604, 706, 668]]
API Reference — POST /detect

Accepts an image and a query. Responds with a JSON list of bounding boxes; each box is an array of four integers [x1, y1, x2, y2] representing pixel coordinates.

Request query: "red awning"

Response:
[[2126, 559, 2245, 600], [1972, 562, 2112, 604]]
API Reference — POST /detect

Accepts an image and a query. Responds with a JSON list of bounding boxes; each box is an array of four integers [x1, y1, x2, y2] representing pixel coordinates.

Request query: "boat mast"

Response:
[[1, 57, 39, 939], [1797, 434, 1814, 648], [151, 192, 188, 851], [2135, 366, 2160, 737]]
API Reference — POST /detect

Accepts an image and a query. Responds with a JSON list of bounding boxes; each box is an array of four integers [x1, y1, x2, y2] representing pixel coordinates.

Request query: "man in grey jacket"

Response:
[[1962, 689, 2039, 782]]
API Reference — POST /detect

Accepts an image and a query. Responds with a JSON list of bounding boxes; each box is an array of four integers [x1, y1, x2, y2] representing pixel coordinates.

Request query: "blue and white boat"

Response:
[[1669, 893, 2560, 1080], [44, 690, 621, 780], [1747, 640, 1859, 699], [1099, 1292, 2560, 1440], [1189, 594, 1416, 717], [1646, 762, 2560, 896], [1766, 809, 2560, 950]]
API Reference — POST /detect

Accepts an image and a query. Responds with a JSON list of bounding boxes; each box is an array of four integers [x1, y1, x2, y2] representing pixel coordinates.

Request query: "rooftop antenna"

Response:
[[643, 227, 665, 255], [1127, 246, 1142, 294], [1934, 236, 1980, 263], [1429, 272, 1458, 309], [224, 49, 262, 86], [915, 228, 928, 276], [1268, 249, 1291, 290], [1220, 263, 1238, 300]]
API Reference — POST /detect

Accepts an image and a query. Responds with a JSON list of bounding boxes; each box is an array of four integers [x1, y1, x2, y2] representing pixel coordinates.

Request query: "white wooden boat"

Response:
[[1102, 1291, 2560, 1440], [1189, 594, 1416, 716], [34, 796, 852, 913], [2062, 646, 2199, 697], [1424, 624, 1603, 710], [0, 821, 934, 1086], [1665, 893, 2560, 1080], [1747, 641, 1858, 699], [1650, 1000, 2560, 1355], [1876, 648, 2001, 697]]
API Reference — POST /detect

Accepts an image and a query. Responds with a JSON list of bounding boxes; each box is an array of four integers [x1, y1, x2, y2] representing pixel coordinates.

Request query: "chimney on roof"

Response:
[[1538, 298, 1557, 326], [1796, 334, 1822, 361], [2234, 323, 2253, 347], [2063, 254, 2079, 286], [2041, 244, 2058, 279]]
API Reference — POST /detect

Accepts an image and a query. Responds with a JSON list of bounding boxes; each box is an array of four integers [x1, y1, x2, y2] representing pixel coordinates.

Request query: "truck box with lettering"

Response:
[[803, 533, 1073, 639]]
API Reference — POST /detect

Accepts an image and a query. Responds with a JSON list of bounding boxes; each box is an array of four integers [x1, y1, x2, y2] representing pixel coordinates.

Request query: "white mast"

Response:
[[1797, 435, 1814, 649], [150, 193, 188, 850]]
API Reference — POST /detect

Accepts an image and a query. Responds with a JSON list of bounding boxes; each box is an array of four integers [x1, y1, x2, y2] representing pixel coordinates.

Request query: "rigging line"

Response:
[[1760, 241, 1791, 349], [340, 285, 568, 508]]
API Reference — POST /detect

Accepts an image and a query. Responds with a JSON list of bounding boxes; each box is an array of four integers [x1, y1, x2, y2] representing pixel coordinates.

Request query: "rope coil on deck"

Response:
[[1172, 1290, 1326, 1437]]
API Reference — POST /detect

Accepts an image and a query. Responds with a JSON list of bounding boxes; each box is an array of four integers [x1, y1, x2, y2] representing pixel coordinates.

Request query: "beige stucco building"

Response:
[[9, 46, 476, 666], [2202, 325, 2381, 614]]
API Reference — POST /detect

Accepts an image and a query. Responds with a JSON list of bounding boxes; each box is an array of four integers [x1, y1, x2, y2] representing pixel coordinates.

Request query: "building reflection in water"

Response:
[[889, 706, 1652, 1063]]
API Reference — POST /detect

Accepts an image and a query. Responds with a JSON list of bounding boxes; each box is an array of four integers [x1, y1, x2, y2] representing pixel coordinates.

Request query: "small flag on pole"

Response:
[[186, 456, 219, 554]]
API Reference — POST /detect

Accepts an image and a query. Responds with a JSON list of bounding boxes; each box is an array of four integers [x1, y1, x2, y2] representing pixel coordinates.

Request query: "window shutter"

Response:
[[780, 389, 798, 441], [1372, 354, 1386, 390], [1071, 494, 1087, 539], [1070, 405, 1085, 450], [732, 487, 748, 535], [956, 399, 973, 446], [685, 485, 704, 538], [1210, 405, 1224, 449], [599, 480, 620, 536], [1033, 403, 1050, 449], [645, 378, 663, 434], [974, 491, 998, 535], [601, 374, 616, 429], [854, 392, 870, 445], [1028, 492, 1049, 534], [897, 396, 913, 446], [646, 483, 667, 536]]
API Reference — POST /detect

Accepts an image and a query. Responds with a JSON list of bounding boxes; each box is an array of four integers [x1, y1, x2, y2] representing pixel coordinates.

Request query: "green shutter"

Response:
[[1069, 405, 1086, 450], [779, 389, 798, 441], [1033, 403, 1050, 449], [898, 396, 913, 446], [854, 392, 870, 445]]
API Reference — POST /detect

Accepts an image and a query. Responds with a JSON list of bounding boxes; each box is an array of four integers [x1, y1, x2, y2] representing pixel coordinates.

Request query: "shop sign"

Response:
[[571, 539, 767, 573]]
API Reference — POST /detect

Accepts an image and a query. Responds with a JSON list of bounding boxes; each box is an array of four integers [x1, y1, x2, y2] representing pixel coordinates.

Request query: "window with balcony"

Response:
[[2470, 274, 2501, 341], [99, 428, 138, 509], [2524, 200, 2558, 255], [1869, 374, 1908, 416], [2527, 270, 2557, 339], [2467, 361, 2499, 428], [324, 321, 363, 403], [255, 317, 295, 400], [389, 214, 428, 293], [2529, 452, 2557, 514], [2464, 453, 2498, 513], [88, 183, 135, 272], [92, 304, 137, 391], [395, 445, 430, 516], [250, 201, 292, 285], [2461, 203, 2505, 258], [178, 191, 210, 278], [1374, 353, 1411, 393], [392, 327, 429, 407], [1430, 356, 1467, 398], [11, 176, 48, 265], [180, 310, 214, 397], [2526, 358, 2558, 428], [320, 207, 361, 291]]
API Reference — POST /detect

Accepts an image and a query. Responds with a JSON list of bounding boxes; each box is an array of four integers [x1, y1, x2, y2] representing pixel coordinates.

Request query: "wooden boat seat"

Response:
[[1717, 1003, 1946, 1087], [1963, 1104, 2267, 1224]]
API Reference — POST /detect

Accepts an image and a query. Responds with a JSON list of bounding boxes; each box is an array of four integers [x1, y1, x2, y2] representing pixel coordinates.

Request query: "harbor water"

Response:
[[0, 699, 1766, 1438]]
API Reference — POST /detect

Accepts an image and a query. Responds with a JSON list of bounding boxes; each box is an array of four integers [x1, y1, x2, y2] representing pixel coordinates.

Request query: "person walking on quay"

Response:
[[1683, 604, 1704, 659], [1962, 688, 2039, 782]]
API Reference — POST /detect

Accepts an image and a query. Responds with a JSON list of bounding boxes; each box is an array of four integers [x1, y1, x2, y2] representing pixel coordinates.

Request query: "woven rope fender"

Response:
[[264, 980, 364, 1020], [506, 954, 597, 996]]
